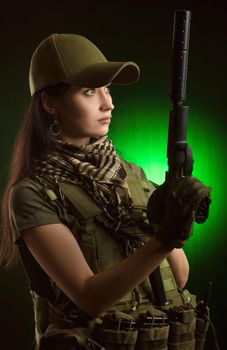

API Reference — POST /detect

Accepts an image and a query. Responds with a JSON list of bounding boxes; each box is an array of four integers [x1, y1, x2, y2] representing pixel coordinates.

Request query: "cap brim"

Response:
[[65, 61, 140, 88]]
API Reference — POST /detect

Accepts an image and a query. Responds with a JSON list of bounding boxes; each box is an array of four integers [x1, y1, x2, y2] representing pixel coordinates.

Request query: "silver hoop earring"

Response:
[[49, 117, 61, 136]]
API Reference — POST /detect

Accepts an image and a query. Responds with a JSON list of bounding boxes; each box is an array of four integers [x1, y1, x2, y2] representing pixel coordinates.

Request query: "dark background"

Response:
[[0, 1, 226, 349]]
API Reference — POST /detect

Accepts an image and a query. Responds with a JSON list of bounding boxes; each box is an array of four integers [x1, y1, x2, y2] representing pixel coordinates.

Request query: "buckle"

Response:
[[138, 312, 168, 328], [102, 314, 136, 331]]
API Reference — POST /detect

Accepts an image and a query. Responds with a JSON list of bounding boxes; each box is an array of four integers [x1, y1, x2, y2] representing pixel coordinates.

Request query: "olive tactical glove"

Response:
[[147, 176, 212, 248]]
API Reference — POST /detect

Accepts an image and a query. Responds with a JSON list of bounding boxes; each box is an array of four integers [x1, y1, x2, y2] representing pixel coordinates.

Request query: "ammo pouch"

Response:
[[93, 311, 138, 350], [194, 303, 210, 350], [136, 308, 169, 350], [93, 308, 170, 350], [167, 306, 196, 350]]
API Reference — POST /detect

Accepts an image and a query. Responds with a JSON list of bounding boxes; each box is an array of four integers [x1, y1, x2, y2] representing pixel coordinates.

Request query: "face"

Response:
[[50, 84, 114, 145]]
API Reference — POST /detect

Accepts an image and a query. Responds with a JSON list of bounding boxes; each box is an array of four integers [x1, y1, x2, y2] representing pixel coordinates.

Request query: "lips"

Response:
[[98, 117, 111, 122]]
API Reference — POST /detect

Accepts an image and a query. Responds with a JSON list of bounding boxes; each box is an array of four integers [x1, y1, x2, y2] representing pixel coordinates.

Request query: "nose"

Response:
[[99, 88, 114, 112]]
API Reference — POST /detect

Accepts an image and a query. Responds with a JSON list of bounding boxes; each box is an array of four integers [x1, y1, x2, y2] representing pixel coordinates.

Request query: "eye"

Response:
[[85, 88, 96, 96], [105, 86, 111, 94]]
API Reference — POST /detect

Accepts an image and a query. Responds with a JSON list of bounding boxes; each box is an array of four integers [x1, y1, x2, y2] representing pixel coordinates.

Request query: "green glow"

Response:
[[109, 96, 226, 260]]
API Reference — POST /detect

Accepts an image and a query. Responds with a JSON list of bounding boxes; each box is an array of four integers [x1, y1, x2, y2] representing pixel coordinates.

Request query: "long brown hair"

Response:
[[0, 83, 70, 269]]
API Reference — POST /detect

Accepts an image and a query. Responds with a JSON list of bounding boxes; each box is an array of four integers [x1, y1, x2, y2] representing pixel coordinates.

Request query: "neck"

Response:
[[57, 134, 91, 146]]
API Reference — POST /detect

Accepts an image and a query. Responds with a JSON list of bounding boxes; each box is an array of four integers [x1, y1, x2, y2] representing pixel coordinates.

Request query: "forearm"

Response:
[[167, 248, 189, 288], [22, 223, 174, 319], [83, 236, 172, 317]]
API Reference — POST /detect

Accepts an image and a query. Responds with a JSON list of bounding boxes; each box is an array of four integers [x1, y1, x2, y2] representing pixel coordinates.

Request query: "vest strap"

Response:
[[58, 182, 103, 221]]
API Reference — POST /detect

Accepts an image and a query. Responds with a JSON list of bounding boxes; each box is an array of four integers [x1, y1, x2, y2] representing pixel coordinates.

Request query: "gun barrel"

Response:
[[170, 10, 191, 104]]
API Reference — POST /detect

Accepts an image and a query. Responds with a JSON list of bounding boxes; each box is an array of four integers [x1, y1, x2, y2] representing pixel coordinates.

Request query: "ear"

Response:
[[40, 91, 56, 114]]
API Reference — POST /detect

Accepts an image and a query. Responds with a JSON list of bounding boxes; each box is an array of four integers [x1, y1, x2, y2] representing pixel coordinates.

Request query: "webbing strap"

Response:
[[163, 278, 176, 293], [160, 259, 170, 269], [160, 259, 178, 293]]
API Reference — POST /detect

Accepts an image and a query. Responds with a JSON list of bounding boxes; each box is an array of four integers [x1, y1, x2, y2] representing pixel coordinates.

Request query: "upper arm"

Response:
[[9, 179, 63, 243], [21, 224, 94, 313], [167, 249, 189, 289], [9, 179, 96, 315]]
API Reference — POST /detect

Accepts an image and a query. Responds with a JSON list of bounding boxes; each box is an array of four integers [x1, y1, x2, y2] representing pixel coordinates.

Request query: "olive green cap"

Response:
[[29, 33, 140, 96]]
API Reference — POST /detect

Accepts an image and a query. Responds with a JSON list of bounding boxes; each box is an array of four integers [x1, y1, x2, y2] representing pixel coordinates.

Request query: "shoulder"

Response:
[[11, 177, 45, 201], [9, 177, 62, 243], [10, 177, 51, 214]]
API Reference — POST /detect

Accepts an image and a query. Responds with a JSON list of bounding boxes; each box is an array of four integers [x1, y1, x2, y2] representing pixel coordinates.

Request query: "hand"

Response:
[[147, 176, 212, 248]]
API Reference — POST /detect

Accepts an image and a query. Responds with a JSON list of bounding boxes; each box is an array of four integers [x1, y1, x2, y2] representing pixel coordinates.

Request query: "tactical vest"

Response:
[[30, 161, 209, 350]]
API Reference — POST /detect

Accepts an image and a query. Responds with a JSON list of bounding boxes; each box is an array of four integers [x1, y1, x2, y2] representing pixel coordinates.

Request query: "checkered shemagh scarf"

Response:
[[34, 136, 141, 237]]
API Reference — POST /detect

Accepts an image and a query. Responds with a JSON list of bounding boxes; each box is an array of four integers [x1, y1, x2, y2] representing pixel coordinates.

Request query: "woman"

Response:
[[0, 33, 211, 349]]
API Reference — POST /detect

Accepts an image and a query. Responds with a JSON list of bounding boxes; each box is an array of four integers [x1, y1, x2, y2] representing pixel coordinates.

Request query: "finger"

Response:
[[175, 181, 211, 203]]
